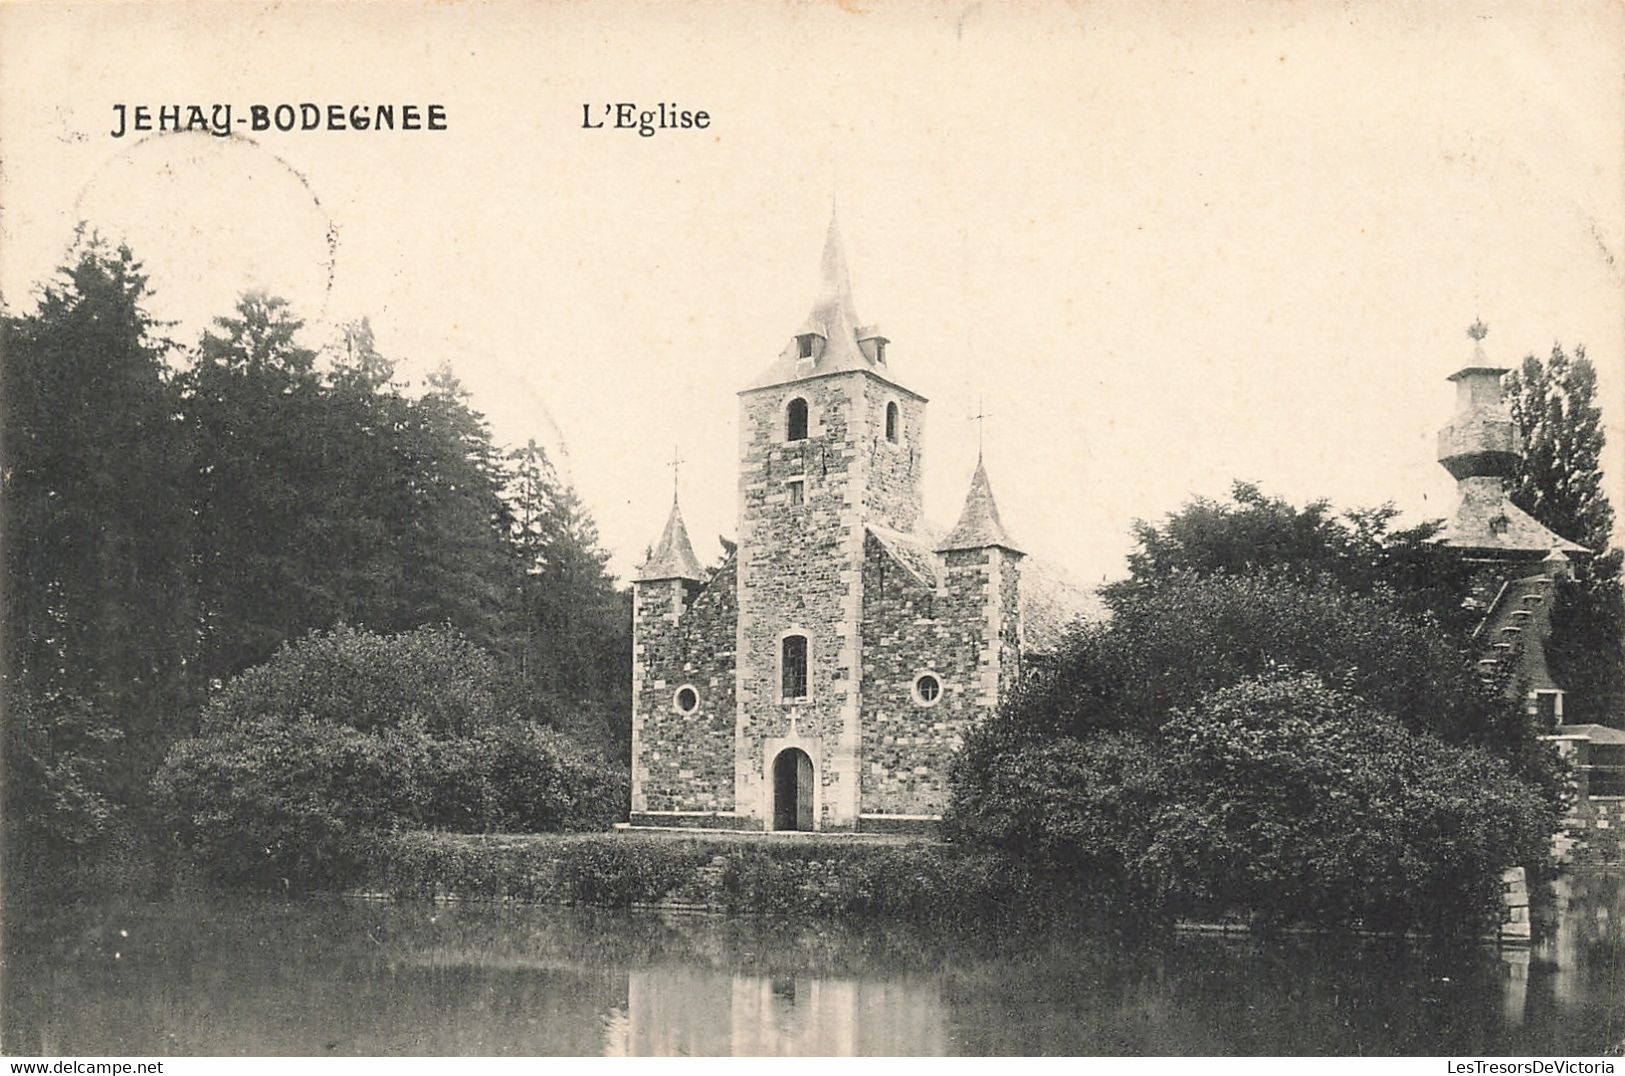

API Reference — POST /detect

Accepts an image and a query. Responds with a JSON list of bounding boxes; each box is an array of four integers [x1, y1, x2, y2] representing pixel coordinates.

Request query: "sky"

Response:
[[2, 0, 1622, 587]]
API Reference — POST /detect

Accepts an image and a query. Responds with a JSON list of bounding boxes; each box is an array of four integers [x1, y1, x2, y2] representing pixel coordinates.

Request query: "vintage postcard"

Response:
[[2, 0, 1622, 1062]]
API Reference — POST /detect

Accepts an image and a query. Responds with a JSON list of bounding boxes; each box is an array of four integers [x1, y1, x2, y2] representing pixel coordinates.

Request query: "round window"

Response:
[[674, 686, 699, 714], [912, 673, 942, 707]]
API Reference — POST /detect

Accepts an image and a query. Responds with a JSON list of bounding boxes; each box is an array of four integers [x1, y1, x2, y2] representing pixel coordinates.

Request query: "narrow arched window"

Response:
[[781, 634, 808, 701], [885, 401, 899, 443], [786, 397, 809, 442]]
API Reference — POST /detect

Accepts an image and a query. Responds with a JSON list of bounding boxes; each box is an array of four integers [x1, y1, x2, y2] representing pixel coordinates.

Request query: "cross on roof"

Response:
[[970, 397, 993, 459], [667, 445, 685, 500]]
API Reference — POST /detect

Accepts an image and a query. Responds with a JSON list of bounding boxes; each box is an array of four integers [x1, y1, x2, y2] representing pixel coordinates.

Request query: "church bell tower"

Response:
[[732, 212, 928, 830]]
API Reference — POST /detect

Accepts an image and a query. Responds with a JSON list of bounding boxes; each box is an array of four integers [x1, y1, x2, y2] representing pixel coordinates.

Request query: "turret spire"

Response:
[[635, 493, 704, 582], [938, 457, 1022, 554], [798, 207, 861, 342]]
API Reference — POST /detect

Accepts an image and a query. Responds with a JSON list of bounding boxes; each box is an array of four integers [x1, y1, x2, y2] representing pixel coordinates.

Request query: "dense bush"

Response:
[[949, 671, 1561, 934], [1007, 571, 1513, 751], [198, 624, 504, 737], [943, 732, 1166, 911], [1155, 673, 1558, 931], [153, 718, 429, 889], [155, 626, 629, 890], [420, 721, 628, 833]]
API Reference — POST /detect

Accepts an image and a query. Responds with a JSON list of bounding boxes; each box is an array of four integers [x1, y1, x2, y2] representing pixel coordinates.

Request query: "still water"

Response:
[[4, 879, 1621, 1056]]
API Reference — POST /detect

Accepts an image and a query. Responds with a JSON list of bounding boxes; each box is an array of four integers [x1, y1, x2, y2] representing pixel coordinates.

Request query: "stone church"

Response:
[[628, 217, 1095, 833]]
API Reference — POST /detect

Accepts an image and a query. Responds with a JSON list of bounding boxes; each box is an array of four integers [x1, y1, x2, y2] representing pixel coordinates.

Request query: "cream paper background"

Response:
[[1, 0, 1621, 586]]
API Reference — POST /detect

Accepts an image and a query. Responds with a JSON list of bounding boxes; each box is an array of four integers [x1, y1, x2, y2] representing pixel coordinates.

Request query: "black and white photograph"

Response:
[[1, 0, 1621, 1062]]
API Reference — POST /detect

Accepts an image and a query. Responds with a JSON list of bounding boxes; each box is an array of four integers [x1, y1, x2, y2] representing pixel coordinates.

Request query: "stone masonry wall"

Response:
[[632, 557, 737, 814], [857, 376, 926, 534], [736, 373, 867, 829], [997, 550, 1024, 698], [858, 537, 999, 817]]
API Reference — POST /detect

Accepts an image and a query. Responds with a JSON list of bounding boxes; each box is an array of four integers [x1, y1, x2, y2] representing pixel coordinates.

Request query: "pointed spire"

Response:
[[744, 206, 905, 393], [799, 206, 861, 341], [937, 457, 1022, 554], [635, 495, 704, 582]]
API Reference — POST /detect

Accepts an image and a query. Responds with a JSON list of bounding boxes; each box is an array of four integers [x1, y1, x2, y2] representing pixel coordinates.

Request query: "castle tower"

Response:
[[1435, 322, 1587, 724], [733, 212, 928, 831]]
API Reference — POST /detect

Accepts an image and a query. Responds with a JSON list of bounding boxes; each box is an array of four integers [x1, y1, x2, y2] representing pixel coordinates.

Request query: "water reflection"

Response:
[[602, 970, 951, 1056], [3, 877, 1620, 1056]]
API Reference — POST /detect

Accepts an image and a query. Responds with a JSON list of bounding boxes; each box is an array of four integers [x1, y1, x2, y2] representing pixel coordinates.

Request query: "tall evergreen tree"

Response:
[[181, 292, 338, 683], [1, 236, 196, 798], [384, 363, 519, 649], [504, 439, 630, 756], [1505, 344, 1625, 726]]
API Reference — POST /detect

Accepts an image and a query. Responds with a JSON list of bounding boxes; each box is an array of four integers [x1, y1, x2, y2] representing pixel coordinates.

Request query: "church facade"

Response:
[[628, 218, 1091, 832]]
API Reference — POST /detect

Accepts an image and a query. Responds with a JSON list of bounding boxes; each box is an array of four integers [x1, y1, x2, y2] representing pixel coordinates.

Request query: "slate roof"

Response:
[[744, 212, 915, 396], [937, 457, 1022, 554], [866, 523, 942, 589], [1438, 478, 1589, 556], [634, 495, 704, 582], [865, 521, 1104, 655]]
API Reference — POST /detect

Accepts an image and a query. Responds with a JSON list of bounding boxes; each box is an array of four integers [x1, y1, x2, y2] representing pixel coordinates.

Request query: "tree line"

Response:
[[2, 236, 630, 889]]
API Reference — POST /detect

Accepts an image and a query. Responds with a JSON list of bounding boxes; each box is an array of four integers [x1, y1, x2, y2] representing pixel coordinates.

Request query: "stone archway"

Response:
[[772, 747, 815, 831]]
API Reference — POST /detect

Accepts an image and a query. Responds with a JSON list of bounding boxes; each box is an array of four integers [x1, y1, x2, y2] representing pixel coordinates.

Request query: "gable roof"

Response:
[[864, 522, 1104, 654]]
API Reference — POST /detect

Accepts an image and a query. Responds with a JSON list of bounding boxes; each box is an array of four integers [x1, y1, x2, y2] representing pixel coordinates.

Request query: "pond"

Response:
[[3, 876, 1621, 1056]]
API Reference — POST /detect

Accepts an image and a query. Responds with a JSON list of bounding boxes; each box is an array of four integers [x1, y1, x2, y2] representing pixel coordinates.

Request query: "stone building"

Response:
[[1433, 326, 1623, 865], [1434, 325, 1588, 720], [629, 217, 1094, 832]]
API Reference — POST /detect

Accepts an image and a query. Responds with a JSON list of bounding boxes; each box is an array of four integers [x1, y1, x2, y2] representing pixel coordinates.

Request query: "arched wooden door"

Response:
[[772, 748, 814, 831]]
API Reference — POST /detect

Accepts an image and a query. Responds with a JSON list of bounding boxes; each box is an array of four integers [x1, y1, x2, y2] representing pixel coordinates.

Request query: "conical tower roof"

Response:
[[635, 494, 704, 582], [937, 457, 1022, 554]]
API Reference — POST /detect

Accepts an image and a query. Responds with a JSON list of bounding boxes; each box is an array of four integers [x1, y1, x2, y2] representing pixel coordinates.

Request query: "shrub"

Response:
[[1004, 571, 1514, 752], [152, 717, 428, 889], [1150, 672, 1559, 933], [949, 671, 1561, 934], [943, 731, 1166, 909], [421, 722, 627, 833], [155, 626, 631, 890], [199, 624, 503, 737], [2, 688, 127, 895]]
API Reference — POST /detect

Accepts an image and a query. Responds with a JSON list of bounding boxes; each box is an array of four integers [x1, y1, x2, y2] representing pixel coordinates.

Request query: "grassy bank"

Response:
[[360, 830, 1052, 929]]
